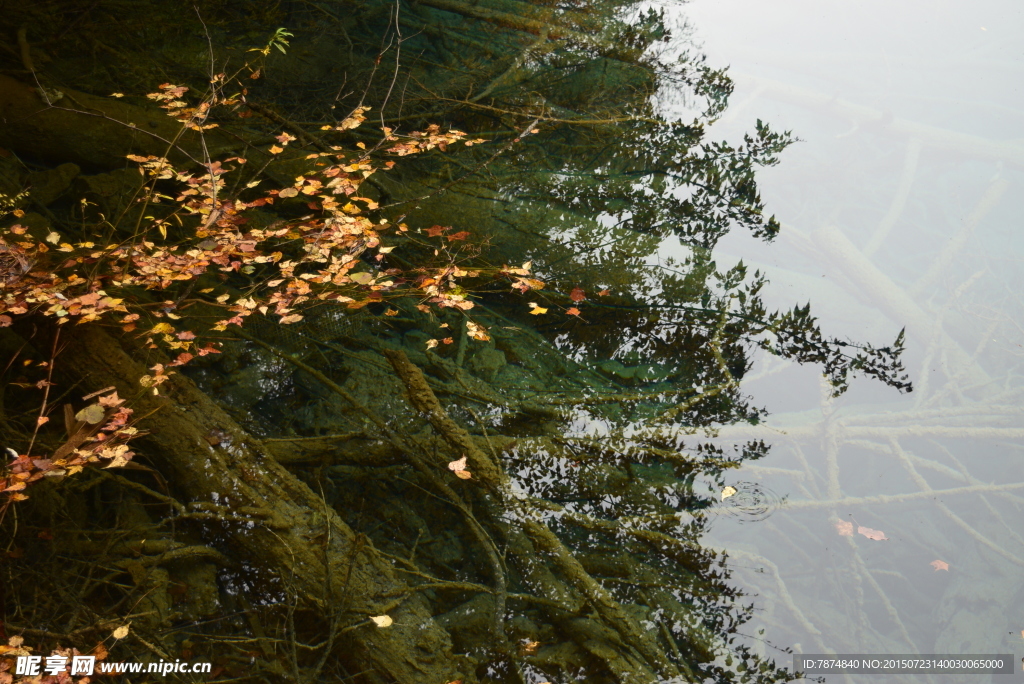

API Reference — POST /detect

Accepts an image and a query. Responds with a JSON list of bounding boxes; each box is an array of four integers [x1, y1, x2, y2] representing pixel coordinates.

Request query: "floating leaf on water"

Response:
[[834, 520, 854, 536], [857, 525, 888, 541], [370, 615, 393, 628], [75, 404, 106, 424], [112, 624, 130, 640], [721, 486, 738, 501], [930, 559, 949, 571], [448, 457, 467, 472]]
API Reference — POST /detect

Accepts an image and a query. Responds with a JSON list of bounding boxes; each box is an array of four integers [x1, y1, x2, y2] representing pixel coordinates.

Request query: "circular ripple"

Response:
[[715, 481, 787, 523]]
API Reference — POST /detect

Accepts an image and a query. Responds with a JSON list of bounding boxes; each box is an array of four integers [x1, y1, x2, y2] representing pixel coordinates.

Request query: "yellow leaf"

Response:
[[278, 187, 299, 198], [269, 145, 284, 154], [45, 231, 61, 244], [528, 304, 548, 315], [448, 457, 467, 472], [454, 469, 472, 480], [721, 486, 738, 501], [151, 323, 175, 334], [370, 615, 393, 628], [112, 624, 130, 640], [75, 404, 106, 425]]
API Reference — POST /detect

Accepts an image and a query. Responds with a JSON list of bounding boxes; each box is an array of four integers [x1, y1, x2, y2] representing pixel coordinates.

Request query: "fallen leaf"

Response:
[[448, 457, 467, 472], [834, 520, 854, 537], [45, 231, 61, 244], [930, 559, 949, 571], [112, 624, 130, 640], [569, 287, 586, 303], [454, 469, 472, 480], [597, 289, 610, 296], [370, 615, 393, 628], [75, 404, 106, 424], [426, 339, 439, 350], [425, 225, 447, 237], [721, 486, 738, 501], [528, 303, 548, 315], [278, 187, 298, 198], [857, 525, 889, 541], [36, 416, 49, 427]]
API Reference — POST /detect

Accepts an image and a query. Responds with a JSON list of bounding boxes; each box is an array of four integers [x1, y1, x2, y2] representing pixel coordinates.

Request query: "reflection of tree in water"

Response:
[[0, 1, 910, 682]]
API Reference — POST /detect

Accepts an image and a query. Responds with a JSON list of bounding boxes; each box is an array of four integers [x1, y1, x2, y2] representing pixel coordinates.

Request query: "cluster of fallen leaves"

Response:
[[0, 634, 111, 684], [833, 518, 949, 572], [1, 391, 140, 504]]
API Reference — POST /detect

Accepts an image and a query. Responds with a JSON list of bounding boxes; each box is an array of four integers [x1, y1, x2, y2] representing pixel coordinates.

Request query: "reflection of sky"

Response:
[[658, 0, 1024, 676]]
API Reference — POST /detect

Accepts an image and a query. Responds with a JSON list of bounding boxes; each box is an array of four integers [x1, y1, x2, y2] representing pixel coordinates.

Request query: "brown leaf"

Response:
[[569, 287, 586, 303]]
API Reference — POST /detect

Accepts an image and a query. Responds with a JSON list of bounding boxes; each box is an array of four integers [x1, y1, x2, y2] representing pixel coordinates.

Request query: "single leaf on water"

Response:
[[112, 624, 130, 640], [75, 404, 106, 424], [721, 486, 738, 501], [370, 615, 393, 628], [569, 287, 586, 303], [454, 469, 472, 480], [448, 457, 467, 472], [930, 559, 949, 571], [857, 525, 889, 541], [834, 520, 854, 536]]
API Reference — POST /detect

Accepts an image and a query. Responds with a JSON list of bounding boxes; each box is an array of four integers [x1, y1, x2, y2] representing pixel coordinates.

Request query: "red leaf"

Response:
[[425, 225, 447, 237], [447, 231, 471, 241], [569, 287, 586, 303], [176, 330, 196, 340]]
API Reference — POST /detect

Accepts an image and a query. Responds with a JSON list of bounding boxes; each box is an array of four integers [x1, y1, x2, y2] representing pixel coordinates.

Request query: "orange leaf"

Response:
[[929, 559, 949, 571], [566, 307, 581, 317], [569, 287, 585, 303], [36, 416, 49, 427], [597, 289, 610, 296], [425, 225, 447, 237]]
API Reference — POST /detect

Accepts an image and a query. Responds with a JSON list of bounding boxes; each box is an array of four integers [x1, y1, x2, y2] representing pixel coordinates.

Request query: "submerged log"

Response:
[[53, 325, 467, 684]]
